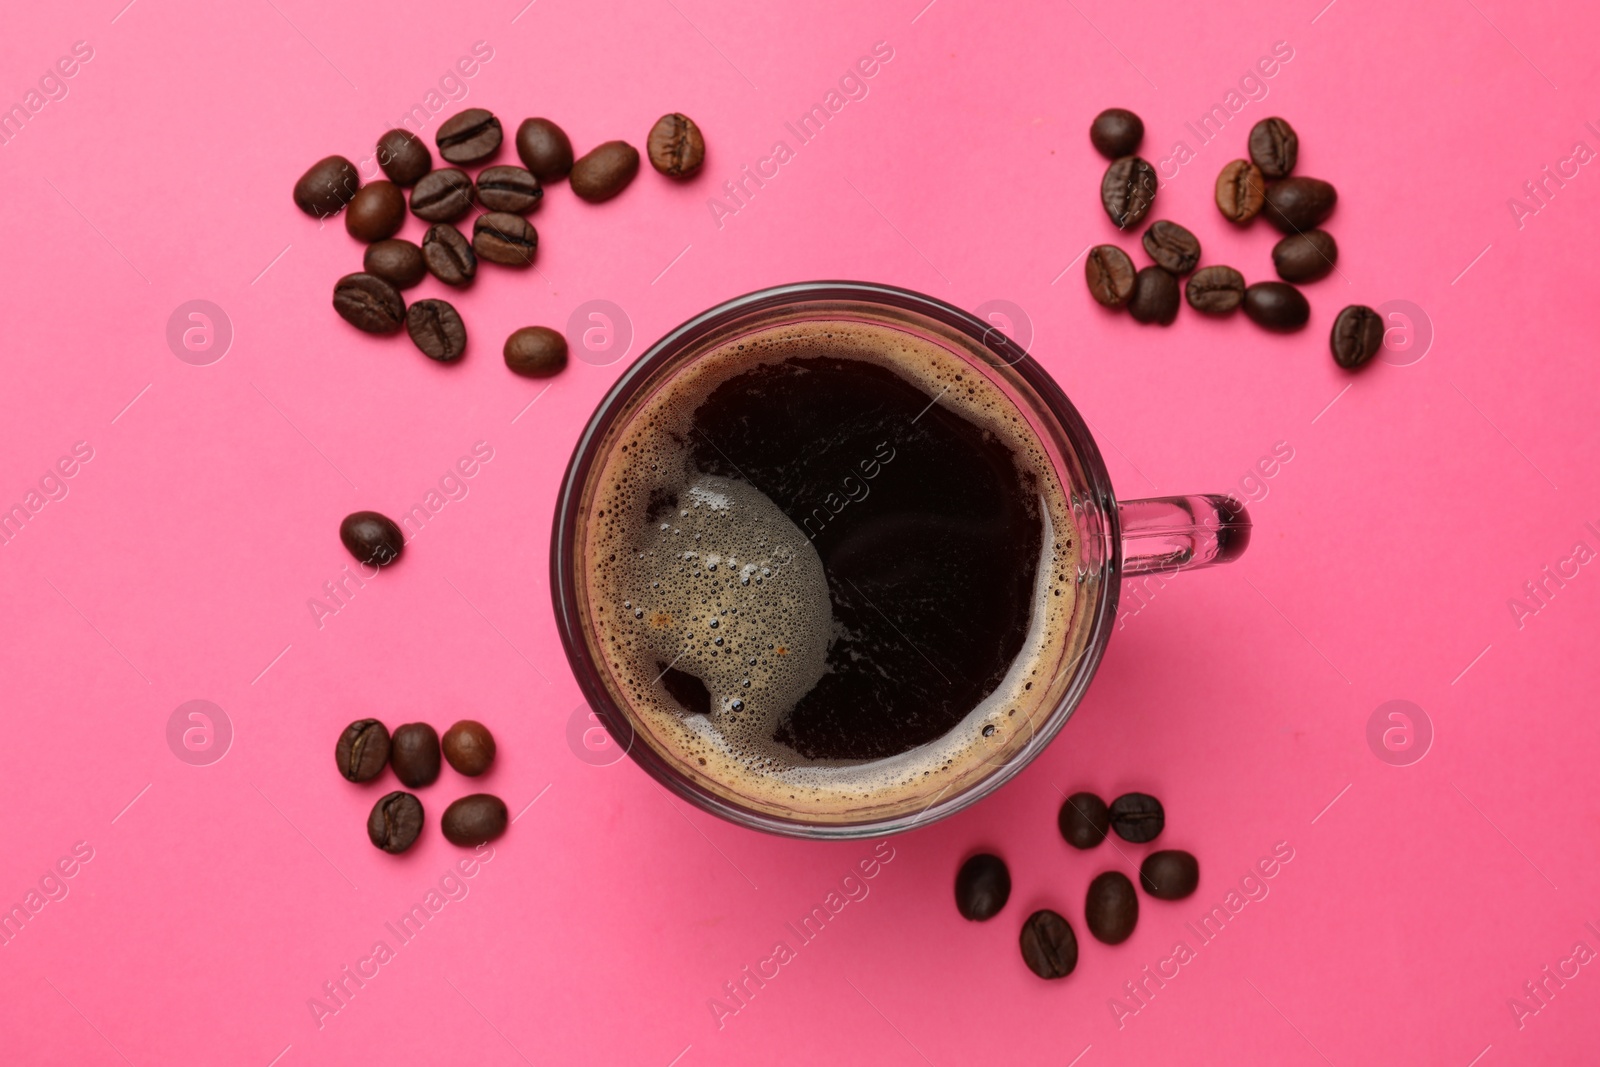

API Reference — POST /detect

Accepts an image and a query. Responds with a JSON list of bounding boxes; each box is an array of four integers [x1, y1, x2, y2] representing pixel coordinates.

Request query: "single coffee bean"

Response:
[[1058, 792, 1110, 848], [377, 128, 432, 186], [1109, 792, 1165, 842], [344, 180, 407, 242], [335, 719, 390, 782], [475, 165, 543, 213], [570, 141, 640, 203], [367, 791, 424, 854], [1141, 220, 1201, 275], [1272, 229, 1338, 284], [332, 273, 405, 335], [339, 510, 405, 568], [406, 299, 468, 362], [647, 113, 706, 178], [516, 117, 574, 181], [1089, 107, 1143, 159], [473, 211, 538, 266], [503, 326, 568, 378], [1019, 910, 1078, 980], [954, 853, 1011, 921], [1101, 156, 1157, 230], [1215, 159, 1266, 224], [436, 107, 503, 165], [1139, 849, 1200, 900], [1248, 116, 1298, 179], [410, 168, 476, 223], [390, 722, 441, 788], [1185, 265, 1247, 314], [1127, 267, 1179, 325], [1242, 281, 1311, 332], [1085, 246, 1136, 308], [293, 155, 359, 218], [441, 793, 509, 846], [1262, 177, 1337, 233], [441, 720, 496, 777], [364, 239, 426, 289], [1331, 304, 1385, 369], [1085, 871, 1139, 944], [421, 224, 477, 287]]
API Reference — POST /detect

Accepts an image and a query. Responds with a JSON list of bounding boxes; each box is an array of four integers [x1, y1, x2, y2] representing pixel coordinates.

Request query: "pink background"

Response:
[[2, 0, 1597, 1063]]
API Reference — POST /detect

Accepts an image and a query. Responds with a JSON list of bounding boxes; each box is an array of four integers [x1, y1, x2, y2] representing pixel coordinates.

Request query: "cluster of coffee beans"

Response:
[[953, 790, 1199, 980], [294, 109, 706, 368], [1087, 108, 1386, 370], [337, 716, 505, 854]]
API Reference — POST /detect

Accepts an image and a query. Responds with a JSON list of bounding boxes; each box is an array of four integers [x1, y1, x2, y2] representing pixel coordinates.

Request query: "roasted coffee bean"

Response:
[[421, 224, 477, 287], [377, 128, 432, 186], [406, 298, 468, 361], [475, 165, 543, 213], [344, 180, 407, 242], [1085, 246, 1137, 308], [410, 168, 476, 223], [441, 793, 508, 846], [1109, 792, 1165, 842], [1272, 229, 1338, 284], [473, 212, 538, 266], [339, 511, 405, 568], [335, 719, 390, 782], [332, 273, 405, 335], [1331, 304, 1385, 369], [647, 113, 706, 178], [367, 791, 424, 854], [516, 117, 574, 181], [1085, 871, 1139, 944], [1139, 850, 1200, 900], [1248, 116, 1298, 179], [1089, 107, 1143, 159], [1262, 177, 1337, 233], [441, 720, 496, 777], [1058, 792, 1110, 849], [293, 155, 359, 217], [570, 141, 640, 203], [1141, 220, 1201, 275], [364, 239, 426, 289], [1127, 267, 1179, 325], [503, 326, 568, 378], [436, 107, 502, 165], [1215, 159, 1266, 224], [1242, 281, 1311, 331], [390, 722, 441, 788], [1185, 265, 1247, 314], [1019, 910, 1078, 979], [954, 853, 1011, 921], [1101, 156, 1157, 230]]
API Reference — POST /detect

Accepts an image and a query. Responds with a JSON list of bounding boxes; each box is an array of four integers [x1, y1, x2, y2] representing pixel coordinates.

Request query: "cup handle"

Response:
[[1117, 495, 1251, 576]]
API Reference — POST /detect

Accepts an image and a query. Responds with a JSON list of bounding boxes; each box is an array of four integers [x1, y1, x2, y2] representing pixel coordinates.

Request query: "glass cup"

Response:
[[552, 282, 1249, 838]]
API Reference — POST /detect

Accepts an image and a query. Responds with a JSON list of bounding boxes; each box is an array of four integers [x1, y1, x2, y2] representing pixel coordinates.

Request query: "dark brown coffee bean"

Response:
[[647, 113, 706, 178], [436, 107, 502, 165], [1215, 159, 1266, 224], [1059, 792, 1110, 848], [475, 165, 543, 213], [954, 853, 1011, 921], [332, 273, 405, 334], [516, 117, 574, 182], [335, 719, 390, 782], [390, 722, 441, 788], [1331, 304, 1385, 369], [377, 128, 432, 186], [1101, 156, 1156, 230], [1089, 107, 1143, 159], [1139, 850, 1200, 900], [441, 793, 508, 846], [1272, 229, 1338, 283], [293, 155, 359, 218], [1019, 910, 1078, 979], [570, 141, 640, 203], [339, 510, 405, 568], [1262, 177, 1337, 233], [421, 224, 477, 287], [1127, 267, 1179, 325], [410, 168, 476, 223], [1085, 871, 1139, 944], [344, 180, 406, 242], [1085, 246, 1136, 308], [503, 326, 567, 378], [1185, 265, 1246, 314], [441, 720, 496, 777], [368, 791, 424, 853], [406, 298, 468, 361], [1141, 220, 1201, 275], [1248, 116, 1298, 179], [364, 239, 426, 289], [1109, 792, 1165, 842], [473, 212, 538, 266], [1242, 281, 1311, 332]]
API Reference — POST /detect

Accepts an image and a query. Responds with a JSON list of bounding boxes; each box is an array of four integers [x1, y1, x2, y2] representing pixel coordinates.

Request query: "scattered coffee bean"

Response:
[[1139, 850, 1200, 900], [377, 128, 432, 186], [570, 141, 640, 203], [1185, 265, 1246, 314], [1248, 116, 1298, 179], [367, 791, 424, 853], [1262, 176, 1337, 233], [344, 180, 407, 242], [473, 211, 538, 266], [1109, 792, 1165, 842], [1331, 304, 1385, 369], [954, 854, 1011, 921], [339, 510, 405, 568], [406, 298, 468, 361], [1089, 107, 1143, 159], [410, 168, 476, 223], [1019, 909, 1078, 979], [364, 239, 426, 289], [647, 113, 706, 178], [516, 117, 574, 182], [335, 719, 390, 782], [1242, 281, 1311, 332], [1215, 159, 1266, 224], [503, 326, 568, 378], [1127, 267, 1179, 325], [1058, 792, 1110, 848], [390, 722, 441, 788], [293, 155, 359, 218], [475, 165, 543, 213], [436, 107, 503, 165], [1141, 220, 1201, 275], [1085, 871, 1139, 944], [1101, 156, 1157, 230], [422, 224, 477, 287], [441, 720, 496, 777], [332, 273, 405, 335], [1272, 229, 1338, 284], [1085, 246, 1136, 308], [441, 793, 509, 846]]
